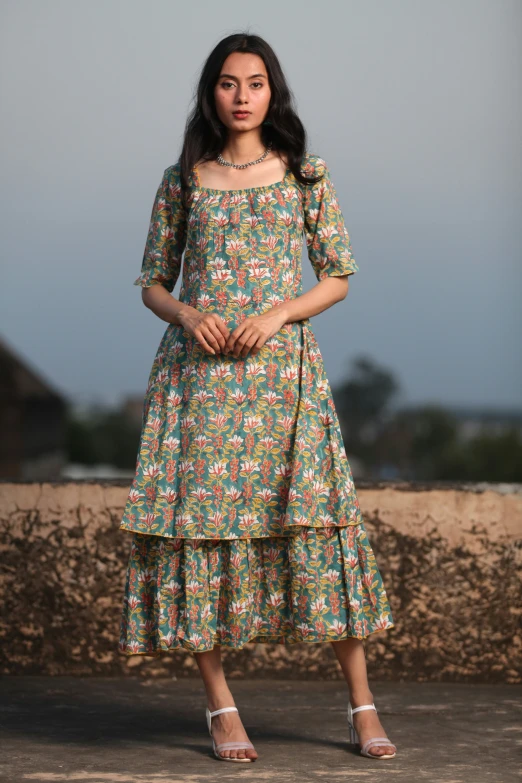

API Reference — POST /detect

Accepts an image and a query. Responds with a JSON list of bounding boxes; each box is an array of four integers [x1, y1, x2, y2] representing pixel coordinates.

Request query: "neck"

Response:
[[220, 130, 268, 165]]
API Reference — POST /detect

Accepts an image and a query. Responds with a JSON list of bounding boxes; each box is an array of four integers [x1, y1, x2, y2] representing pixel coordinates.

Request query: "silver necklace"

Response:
[[217, 142, 272, 169]]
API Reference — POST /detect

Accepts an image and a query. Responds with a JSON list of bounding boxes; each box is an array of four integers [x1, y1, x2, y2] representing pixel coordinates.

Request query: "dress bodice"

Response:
[[134, 153, 358, 332]]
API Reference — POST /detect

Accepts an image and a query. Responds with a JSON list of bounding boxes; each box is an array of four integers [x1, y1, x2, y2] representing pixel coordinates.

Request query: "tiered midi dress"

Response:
[[118, 152, 395, 655]]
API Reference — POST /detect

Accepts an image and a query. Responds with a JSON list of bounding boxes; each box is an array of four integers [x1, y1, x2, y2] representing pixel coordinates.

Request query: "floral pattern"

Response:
[[119, 524, 394, 654], [119, 152, 395, 651], [120, 153, 362, 540]]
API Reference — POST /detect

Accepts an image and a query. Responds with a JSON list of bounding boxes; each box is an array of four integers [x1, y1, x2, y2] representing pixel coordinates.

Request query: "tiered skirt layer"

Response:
[[119, 523, 395, 654]]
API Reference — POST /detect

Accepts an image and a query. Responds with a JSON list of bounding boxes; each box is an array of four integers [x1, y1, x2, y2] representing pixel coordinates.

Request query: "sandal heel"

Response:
[[205, 705, 257, 763], [347, 701, 397, 760]]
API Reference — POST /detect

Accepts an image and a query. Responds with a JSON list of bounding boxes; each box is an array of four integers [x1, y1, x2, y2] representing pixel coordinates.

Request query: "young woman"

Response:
[[119, 32, 397, 764]]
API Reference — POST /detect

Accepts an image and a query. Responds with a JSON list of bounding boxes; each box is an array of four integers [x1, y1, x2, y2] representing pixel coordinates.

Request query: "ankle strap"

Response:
[[209, 706, 238, 718], [351, 703, 377, 715]]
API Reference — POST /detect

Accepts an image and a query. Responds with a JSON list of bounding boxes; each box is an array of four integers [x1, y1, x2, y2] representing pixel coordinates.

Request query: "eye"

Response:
[[251, 81, 263, 88], [220, 81, 235, 89]]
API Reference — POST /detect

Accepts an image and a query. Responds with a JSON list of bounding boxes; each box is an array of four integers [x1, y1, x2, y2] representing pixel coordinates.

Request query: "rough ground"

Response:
[[0, 677, 521, 783]]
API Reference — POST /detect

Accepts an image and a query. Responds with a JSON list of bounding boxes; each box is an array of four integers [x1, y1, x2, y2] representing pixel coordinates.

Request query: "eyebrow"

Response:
[[218, 73, 267, 79]]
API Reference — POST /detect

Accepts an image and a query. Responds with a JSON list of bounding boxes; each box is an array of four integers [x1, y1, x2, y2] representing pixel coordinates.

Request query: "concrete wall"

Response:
[[1, 480, 520, 682]]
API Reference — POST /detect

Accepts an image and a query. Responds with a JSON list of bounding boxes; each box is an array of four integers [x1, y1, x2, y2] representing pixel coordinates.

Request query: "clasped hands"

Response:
[[179, 307, 287, 359]]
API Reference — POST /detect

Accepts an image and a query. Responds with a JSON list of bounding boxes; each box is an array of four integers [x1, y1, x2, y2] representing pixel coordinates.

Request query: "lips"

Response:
[[233, 111, 250, 118]]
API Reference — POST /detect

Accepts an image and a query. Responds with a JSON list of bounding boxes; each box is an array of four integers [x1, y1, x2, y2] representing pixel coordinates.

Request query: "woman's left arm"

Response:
[[270, 273, 349, 325], [224, 157, 358, 357], [273, 156, 359, 323]]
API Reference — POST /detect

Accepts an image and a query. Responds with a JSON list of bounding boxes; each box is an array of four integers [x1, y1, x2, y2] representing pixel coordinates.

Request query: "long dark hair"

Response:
[[178, 31, 323, 203]]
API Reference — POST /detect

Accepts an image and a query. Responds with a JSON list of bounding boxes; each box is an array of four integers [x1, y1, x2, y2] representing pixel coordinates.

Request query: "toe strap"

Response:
[[361, 737, 396, 754], [215, 741, 255, 751]]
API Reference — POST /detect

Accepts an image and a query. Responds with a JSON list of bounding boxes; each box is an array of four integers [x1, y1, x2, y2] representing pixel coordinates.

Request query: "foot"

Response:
[[350, 698, 396, 757], [208, 706, 258, 761]]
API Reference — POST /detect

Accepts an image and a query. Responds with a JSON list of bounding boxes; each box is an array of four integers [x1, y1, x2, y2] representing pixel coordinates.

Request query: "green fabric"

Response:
[[119, 154, 362, 540], [119, 152, 394, 650], [119, 525, 394, 653]]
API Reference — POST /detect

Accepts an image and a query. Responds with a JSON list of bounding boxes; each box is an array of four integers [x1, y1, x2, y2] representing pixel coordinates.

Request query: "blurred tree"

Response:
[[65, 410, 99, 466], [333, 355, 400, 467], [438, 427, 522, 481], [65, 407, 141, 469], [373, 406, 458, 480], [332, 355, 521, 482]]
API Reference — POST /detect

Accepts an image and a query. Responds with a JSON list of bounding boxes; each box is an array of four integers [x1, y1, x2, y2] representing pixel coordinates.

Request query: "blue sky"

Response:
[[1, 0, 520, 410]]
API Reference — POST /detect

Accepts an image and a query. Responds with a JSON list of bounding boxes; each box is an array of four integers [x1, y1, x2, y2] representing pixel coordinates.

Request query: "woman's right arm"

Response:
[[135, 164, 229, 354], [139, 284, 193, 325], [142, 285, 229, 355]]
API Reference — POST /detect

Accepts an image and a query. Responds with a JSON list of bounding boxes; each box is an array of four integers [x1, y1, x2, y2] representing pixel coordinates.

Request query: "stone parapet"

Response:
[[1, 480, 520, 682]]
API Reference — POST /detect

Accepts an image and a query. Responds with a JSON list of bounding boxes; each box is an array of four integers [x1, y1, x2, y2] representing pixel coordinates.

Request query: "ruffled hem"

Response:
[[119, 521, 361, 540], [119, 524, 394, 654], [118, 624, 395, 655]]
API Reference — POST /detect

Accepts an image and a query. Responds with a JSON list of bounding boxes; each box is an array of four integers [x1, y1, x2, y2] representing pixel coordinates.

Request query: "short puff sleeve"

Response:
[[133, 164, 187, 292], [303, 155, 359, 281]]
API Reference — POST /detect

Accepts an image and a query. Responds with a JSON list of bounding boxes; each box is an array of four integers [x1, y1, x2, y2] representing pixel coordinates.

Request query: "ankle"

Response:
[[349, 689, 374, 709], [207, 693, 236, 713]]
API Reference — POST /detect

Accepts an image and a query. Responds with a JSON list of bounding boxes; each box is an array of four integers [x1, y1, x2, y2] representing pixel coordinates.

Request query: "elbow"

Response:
[[335, 275, 350, 301], [141, 287, 154, 309]]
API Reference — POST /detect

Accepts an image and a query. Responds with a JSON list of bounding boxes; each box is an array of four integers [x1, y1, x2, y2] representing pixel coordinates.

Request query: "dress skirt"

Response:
[[118, 524, 395, 655]]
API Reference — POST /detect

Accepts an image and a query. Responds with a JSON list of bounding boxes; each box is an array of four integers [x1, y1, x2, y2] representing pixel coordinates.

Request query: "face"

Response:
[[214, 52, 271, 131]]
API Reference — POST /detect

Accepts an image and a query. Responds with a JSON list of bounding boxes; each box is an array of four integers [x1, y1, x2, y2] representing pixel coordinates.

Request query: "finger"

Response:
[[205, 320, 227, 352], [199, 324, 224, 354], [194, 328, 217, 355], [197, 337, 216, 355], [231, 333, 247, 358], [234, 331, 255, 359], [228, 325, 247, 355], [207, 315, 230, 343], [213, 317, 231, 341], [241, 334, 259, 358], [224, 331, 238, 354], [249, 334, 265, 356]]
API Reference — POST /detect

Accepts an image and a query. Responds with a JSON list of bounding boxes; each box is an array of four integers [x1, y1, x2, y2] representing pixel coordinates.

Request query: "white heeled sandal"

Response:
[[206, 706, 257, 762], [347, 702, 397, 759]]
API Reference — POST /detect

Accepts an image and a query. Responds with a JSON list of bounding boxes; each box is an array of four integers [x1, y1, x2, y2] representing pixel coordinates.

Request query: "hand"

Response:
[[178, 307, 230, 355], [224, 309, 287, 359]]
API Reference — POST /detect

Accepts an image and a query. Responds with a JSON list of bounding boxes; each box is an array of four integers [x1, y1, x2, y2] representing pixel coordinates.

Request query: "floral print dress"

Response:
[[119, 152, 394, 654]]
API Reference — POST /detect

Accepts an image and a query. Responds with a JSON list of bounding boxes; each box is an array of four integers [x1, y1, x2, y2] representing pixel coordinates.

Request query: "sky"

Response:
[[1, 0, 521, 412]]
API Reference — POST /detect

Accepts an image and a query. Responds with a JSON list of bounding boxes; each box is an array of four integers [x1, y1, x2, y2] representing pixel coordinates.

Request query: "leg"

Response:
[[193, 645, 258, 761], [331, 638, 396, 757]]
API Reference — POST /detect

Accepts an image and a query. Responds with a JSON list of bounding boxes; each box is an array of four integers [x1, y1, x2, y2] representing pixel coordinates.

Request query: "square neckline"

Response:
[[191, 163, 291, 194]]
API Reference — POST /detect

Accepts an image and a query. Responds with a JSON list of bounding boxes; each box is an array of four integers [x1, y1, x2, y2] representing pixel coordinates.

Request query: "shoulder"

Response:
[[300, 152, 329, 179], [163, 160, 182, 183], [160, 161, 184, 201]]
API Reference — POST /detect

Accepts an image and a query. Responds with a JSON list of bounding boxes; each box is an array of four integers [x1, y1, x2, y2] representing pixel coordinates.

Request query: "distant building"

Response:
[[450, 405, 522, 441], [0, 336, 68, 479]]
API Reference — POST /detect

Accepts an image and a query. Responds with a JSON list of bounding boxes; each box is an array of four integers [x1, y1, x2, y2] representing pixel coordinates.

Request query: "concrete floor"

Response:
[[0, 677, 520, 783]]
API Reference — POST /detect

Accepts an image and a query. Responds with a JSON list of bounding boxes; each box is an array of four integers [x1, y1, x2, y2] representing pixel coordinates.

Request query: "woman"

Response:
[[119, 32, 397, 763]]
